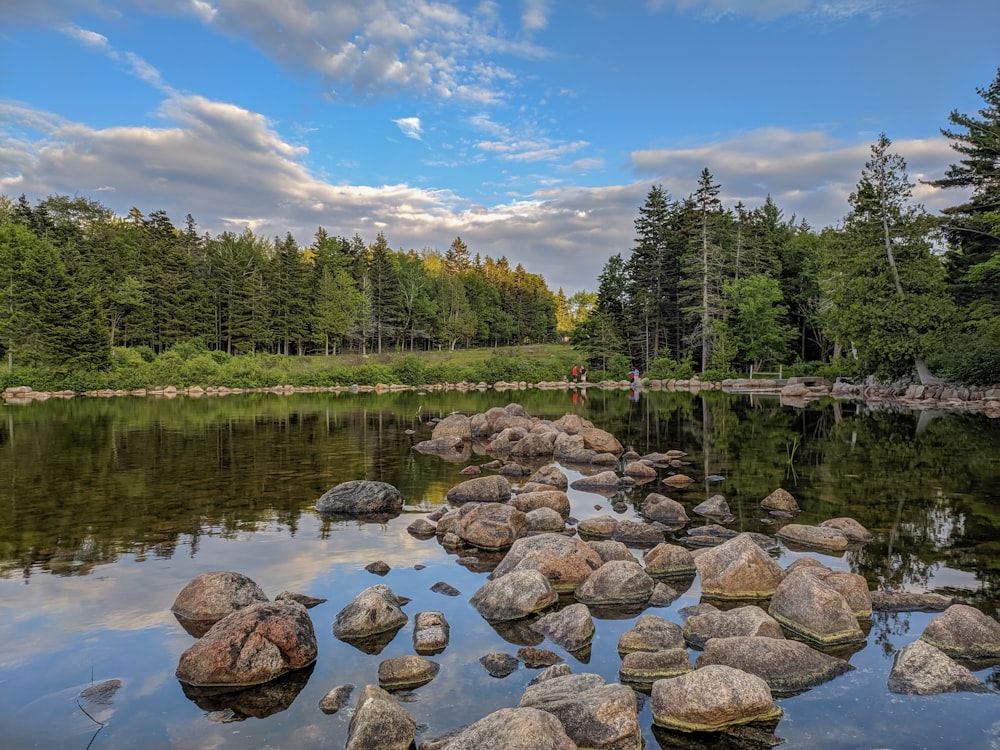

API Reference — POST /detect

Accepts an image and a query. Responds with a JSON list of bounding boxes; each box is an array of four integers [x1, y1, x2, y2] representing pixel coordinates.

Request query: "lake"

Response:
[[0, 387, 998, 749]]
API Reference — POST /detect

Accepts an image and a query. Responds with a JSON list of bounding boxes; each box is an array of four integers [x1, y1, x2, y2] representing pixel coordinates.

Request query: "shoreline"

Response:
[[4, 375, 999, 417]]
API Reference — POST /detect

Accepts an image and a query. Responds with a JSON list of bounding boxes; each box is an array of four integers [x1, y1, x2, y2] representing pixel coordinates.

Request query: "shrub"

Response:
[[390, 354, 427, 385], [645, 350, 695, 380]]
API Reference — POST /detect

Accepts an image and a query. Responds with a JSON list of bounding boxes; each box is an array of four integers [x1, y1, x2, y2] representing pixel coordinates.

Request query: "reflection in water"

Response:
[[0, 390, 998, 750]]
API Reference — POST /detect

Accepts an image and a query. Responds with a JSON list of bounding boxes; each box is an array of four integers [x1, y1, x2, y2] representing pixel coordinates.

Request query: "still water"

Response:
[[0, 388, 998, 749]]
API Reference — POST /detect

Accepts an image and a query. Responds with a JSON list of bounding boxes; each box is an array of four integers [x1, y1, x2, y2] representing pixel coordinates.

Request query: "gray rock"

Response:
[[618, 614, 684, 655], [490, 533, 603, 594], [574, 559, 655, 606], [413, 611, 450, 654], [586, 540, 635, 562], [692, 494, 732, 518], [888, 639, 987, 695], [319, 684, 354, 714], [619, 648, 690, 687], [643, 543, 696, 578], [775, 523, 849, 553], [531, 603, 595, 652], [175, 600, 317, 687], [274, 591, 326, 609], [641, 494, 689, 525], [316, 480, 404, 516], [428, 706, 576, 750], [695, 534, 784, 600], [333, 584, 408, 641], [570, 470, 624, 491], [611, 519, 665, 548], [377, 655, 440, 690], [431, 413, 472, 442], [509, 490, 571, 516], [819, 517, 874, 542], [480, 651, 520, 678], [650, 664, 782, 732], [682, 605, 785, 649], [761, 488, 799, 513], [519, 673, 641, 750], [920, 603, 1000, 659], [526, 465, 569, 490], [470, 569, 558, 622], [171, 571, 269, 635], [768, 570, 866, 646], [871, 591, 952, 612], [454, 502, 526, 550], [446, 474, 512, 504], [346, 684, 416, 750], [696, 635, 853, 694], [577, 515, 619, 539], [524, 506, 567, 533]]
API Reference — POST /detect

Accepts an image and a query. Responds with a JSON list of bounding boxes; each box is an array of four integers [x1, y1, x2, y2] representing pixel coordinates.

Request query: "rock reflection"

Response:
[[180, 663, 314, 721]]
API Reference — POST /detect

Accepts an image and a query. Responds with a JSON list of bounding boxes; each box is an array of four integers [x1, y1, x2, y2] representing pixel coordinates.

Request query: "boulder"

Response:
[[695, 534, 784, 600], [509, 490, 570, 516], [428, 706, 576, 749], [454, 502, 526, 550], [888, 639, 987, 695], [318, 684, 354, 714], [377, 655, 440, 690], [685, 524, 740, 547], [470, 569, 559, 622], [643, 543, 696, 579], [617, 613, 684, 655], [333, 584, 408, 642], [650, 664, 782, 732], [920, 603, 1000, 659], [611, 519, 665, 548], [519, 673, 641, 750], [171, 571, 269, 635], [661, 474, 694, 488], [768, 570, 866, 646], [175, 600, 317, 687], [624, 461, 658, 479], [526, 465, 569, 489], [524, 507, 567, 533], [692, 494, 733, 519], [446, 475, 512, 504], [510, 432, 557, 457], [870, 591, 953, 612], [413, 611, 450, 654], [587, 539, 636, 563], [517, 646, 563, 668], [640, 493, 690, 525], [489, 533, 603, 594], [808, 569, 872, 618], [570, 470, 624, 491], [577, 515, 619, 538], [696, 636, 853, 694], [531, 603, 595, 652], [819, 517, 874, 542], [619, 648, 691, 687], [316, 480, 403, 516], [761, 488, 799, 513], [574, 559, 655, 606], [274, 590, 326, 609], [432, 413, 472, 442], [682, 605, 785, 649], [579, 427, 623, 455], [480, 651, 520, 678], [346, 684, 416, 750], [552, 413, 591, 434], [775, 523, 849, 553]]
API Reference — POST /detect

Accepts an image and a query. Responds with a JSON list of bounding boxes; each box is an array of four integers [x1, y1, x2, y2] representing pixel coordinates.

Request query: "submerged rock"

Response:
[[316, 480, 404, 516], [888, 640, 987, 695]]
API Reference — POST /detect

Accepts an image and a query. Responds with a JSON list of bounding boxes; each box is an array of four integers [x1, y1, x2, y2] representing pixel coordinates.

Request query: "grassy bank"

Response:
[[0, 342, 595, 393]]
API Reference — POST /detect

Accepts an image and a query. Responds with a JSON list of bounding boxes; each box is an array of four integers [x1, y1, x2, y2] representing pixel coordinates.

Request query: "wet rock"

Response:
[[526, 465, 569, 490], [79, 678, 122, 706], [807, 569, 872, 618], [378, 655, 440, 690], [682, 605, 785, 650], [775, 523, 849, 553], [413, 611, 450, 654], [525, 507, 567, 532], [274, 591, 326, 609], [531, 602, 595, 652], [181, 663, 314, 720], [570, 470, 624, 491], [509, 490, 571, 516], [519, 673, 641, 750], [552, 413, 591, 435], [319, 684, 354, 714], [819, 517, 874, 543], [446, 474, 512, 504], [511, 431, 557, 457], [695, 534, 784, 600], [624, 461, 658, 479], [579, 427, 624, 455], [920, 603, 1000, 660], [768, 570, 865, 646], [644, 543, 697, 578], [365, 560, 391, 575], [586, 539, 635, 562], [650, 664, 782, 733], [316, 480, 404, 516], [618, 613, 684, 655], [577, 515, 619, 539], [761, 488, 799, 514], [870, 591, 952, 612], [517, 646, 563, 668], [175, 600, 317, 687], [459, 465, 482, 476], [640, 493, 690, 525], [427, 706, 576, 750], [346, 684, 416, 750], [470, 569, 559, 621], [685, 524, 740, 547], [413, 436, 468, 456], [574, 559, 655, 606], [480, 651, 520, 678], [171, 571, 269, 635], [619, 648, 691, 688], [888, 639, 988, 695], [489, 533, 603, 594], [648, 582, 682, 607], [661, 474, 694, 488], [333, 584, 408, 642], [696, 636, 853, 694], [529, 663, 573, 685], [455, 502, 526, 550], [432, 413, 472, 442], [430, 581, 461, 596], [692, 494, 733, 519], [407, 517, 438, 537], [611, 519, 666, 547]]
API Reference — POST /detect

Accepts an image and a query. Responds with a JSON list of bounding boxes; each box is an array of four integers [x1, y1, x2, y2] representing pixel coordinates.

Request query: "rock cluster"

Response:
[[167, 402, 997, 747]]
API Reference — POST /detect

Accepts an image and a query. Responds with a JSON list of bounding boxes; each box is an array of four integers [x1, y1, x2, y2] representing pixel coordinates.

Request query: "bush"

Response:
[[390, 354, 427, 385], [645, 350, 695, 380]]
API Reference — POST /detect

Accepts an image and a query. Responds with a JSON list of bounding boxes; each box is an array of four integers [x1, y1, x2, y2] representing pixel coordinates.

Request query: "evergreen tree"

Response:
[[366, 232, 403, 354]]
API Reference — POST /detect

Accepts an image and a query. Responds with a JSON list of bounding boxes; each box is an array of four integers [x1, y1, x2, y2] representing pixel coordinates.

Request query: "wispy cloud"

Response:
[[653, 0, 888, 20], [393, 116, 423, 141]]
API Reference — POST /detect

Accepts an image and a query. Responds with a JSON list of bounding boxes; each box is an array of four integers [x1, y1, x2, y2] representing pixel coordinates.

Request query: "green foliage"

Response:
[[645, 349, 696, 380], [931, 321, 1000, 385], [390, 354, 427, 385], [698, 367, 739, 382]]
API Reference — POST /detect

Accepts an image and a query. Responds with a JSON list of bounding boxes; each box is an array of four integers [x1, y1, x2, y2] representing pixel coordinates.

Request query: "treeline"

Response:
[[576, 69, 1000, 385], [0, 200, 561, 371]]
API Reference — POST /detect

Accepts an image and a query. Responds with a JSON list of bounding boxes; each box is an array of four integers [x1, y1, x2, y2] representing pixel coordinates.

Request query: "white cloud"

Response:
[[655, 0, 888, 20], [393, 116, 423, 140]]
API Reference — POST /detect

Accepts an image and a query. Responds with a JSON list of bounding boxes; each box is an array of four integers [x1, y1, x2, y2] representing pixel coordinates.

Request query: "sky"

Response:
[[1, 1, 997, 295]]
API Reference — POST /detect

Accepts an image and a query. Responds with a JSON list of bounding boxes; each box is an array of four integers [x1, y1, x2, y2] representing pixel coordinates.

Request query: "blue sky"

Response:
[[2, 1, 997, 294]]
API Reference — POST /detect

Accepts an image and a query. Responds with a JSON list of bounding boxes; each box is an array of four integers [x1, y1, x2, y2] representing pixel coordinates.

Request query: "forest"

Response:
[[1, 69, 998, 387]]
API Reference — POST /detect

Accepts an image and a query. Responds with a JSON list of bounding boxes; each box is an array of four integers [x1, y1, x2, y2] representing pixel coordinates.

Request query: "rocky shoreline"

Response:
[[4, 375, 1000, 416]]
